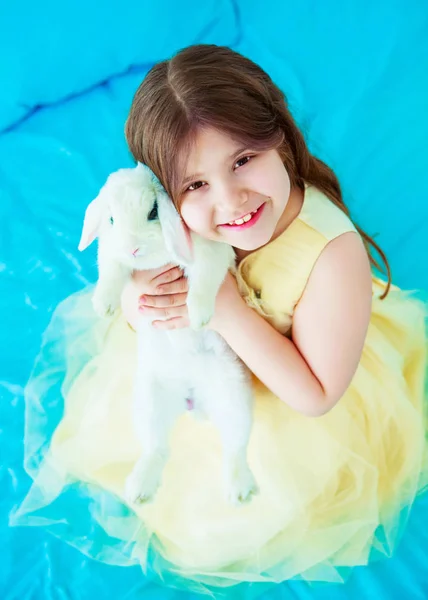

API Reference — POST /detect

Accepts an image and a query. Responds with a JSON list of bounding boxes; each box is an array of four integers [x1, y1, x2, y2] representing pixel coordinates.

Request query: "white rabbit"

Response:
[[78, 163, 258, 505]]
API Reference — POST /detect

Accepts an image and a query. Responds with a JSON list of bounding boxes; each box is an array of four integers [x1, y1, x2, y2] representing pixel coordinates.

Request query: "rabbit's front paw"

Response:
[[125, 458, 163, 505], [92, 288, 118, 318], [187, 292, 215, 330], [226, 463, 258, 506]]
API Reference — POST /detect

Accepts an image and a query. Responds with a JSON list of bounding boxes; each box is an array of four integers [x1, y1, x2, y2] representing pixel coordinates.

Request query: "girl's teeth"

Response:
[[229, 210, 257, 226]]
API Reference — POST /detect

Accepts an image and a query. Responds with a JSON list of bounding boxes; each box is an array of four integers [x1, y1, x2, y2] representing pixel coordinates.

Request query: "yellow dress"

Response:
[[13, 185, 428, 593]]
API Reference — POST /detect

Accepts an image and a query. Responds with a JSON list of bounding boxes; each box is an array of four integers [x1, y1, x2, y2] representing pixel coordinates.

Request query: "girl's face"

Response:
[[179, 127, 291, 251]]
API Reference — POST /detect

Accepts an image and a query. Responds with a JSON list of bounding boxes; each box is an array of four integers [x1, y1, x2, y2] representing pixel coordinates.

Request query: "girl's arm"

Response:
[[211, 232, 373, 417]]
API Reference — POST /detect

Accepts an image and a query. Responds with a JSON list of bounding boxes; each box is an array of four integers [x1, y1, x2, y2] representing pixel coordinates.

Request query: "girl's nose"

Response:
[[217, 182, 248, 211]]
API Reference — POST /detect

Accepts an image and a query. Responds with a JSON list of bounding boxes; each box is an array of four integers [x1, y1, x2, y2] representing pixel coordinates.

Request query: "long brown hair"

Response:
[[125, 44, 391, 297]]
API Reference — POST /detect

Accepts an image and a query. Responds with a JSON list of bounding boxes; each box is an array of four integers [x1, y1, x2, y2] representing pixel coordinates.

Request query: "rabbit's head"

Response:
[[78, 163, 192, 268]]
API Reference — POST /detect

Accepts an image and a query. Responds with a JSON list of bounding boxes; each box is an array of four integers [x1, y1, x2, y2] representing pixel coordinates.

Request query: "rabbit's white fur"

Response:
[[79, 164, 257, 505]]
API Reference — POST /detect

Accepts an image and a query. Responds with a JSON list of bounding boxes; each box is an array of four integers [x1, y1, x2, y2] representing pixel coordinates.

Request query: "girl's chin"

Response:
[[227, 236, 272, 252]]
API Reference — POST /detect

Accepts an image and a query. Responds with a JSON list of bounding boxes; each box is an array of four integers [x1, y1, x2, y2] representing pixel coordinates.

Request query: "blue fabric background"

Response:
[[2, 0, 427, 598]]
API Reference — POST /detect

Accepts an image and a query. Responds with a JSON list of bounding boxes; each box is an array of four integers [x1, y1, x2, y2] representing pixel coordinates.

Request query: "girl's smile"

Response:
[[218, 201, 266, 230]]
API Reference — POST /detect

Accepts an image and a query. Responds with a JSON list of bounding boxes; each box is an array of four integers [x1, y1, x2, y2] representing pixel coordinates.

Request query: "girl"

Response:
[[15, 45, 428, 593]]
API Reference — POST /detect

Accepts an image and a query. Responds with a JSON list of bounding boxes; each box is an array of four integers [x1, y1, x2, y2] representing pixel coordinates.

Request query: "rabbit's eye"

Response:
[[148, 201, 158, 221], [109, 216, 114, 225]]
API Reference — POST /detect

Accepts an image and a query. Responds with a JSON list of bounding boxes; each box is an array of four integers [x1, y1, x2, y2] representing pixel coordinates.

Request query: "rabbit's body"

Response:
[[132, 317, 256, 504], [78, 164, 257, 505]]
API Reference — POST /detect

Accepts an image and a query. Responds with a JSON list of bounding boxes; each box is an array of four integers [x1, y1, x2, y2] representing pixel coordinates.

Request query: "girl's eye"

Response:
[[187, 181, 206, 192], [109, 216, 114, 225], [235, 156, 253, 169], [234, 155, 252, 169]]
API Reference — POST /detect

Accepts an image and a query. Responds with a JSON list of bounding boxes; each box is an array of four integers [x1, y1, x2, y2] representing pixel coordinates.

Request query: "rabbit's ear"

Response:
[[157, 190, 193, 265], [78, 194, 106, 251]]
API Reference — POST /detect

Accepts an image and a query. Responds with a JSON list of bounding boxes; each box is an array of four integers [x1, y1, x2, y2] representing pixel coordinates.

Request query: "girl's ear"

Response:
[[157, 189, 193, 265], [78, 192, 107, 251]]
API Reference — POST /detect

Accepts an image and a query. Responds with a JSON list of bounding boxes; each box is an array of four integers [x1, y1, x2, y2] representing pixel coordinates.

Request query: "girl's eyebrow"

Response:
[[182, 146, 248, 186]]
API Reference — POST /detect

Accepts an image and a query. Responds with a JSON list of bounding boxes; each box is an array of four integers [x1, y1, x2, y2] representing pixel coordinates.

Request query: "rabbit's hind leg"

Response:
[[125, 381, 184, 505], [200, 369, 258, 505]]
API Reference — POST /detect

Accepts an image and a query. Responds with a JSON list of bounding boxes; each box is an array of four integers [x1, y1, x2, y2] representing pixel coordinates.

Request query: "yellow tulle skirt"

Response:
[[12, 284, 428, 593]]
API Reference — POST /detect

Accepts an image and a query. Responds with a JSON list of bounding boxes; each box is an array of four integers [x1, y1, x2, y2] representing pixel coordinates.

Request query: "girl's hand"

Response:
[[121, 264, 189, 330], [148, 271, 245, 332]]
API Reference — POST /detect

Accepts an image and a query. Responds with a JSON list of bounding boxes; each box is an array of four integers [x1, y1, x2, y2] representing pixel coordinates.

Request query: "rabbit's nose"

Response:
[[132, 247, 139, 256]]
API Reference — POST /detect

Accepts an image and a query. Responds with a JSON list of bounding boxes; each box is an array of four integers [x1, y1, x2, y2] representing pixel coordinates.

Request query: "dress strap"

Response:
[[298, 185, 358, 242]]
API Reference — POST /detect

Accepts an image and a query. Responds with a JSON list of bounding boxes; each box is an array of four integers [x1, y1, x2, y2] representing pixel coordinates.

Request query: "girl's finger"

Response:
[[152, 316, 190, 330], [155, 277, 188, 295], [138, 304, 188, 320], [139, 292, 187, 308], [132, 263, 176, 282], [151, 266, 184, 286]]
